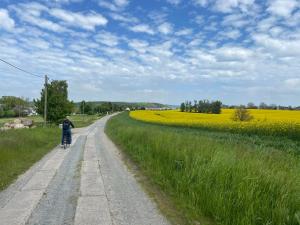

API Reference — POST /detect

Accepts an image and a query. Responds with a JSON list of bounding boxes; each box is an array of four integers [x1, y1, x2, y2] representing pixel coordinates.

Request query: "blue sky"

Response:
[[0, 0, 300, 105]]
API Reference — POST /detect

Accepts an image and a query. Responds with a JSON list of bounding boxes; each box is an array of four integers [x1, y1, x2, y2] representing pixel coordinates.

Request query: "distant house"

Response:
[[125, 107, 130, 111], [28, 107, 38, 116]]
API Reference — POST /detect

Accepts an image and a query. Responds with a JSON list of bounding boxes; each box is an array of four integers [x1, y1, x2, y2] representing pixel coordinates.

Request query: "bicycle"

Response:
[[63, 134, 68, 149]]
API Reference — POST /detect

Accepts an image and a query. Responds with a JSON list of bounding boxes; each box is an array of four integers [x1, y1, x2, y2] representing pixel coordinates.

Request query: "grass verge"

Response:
[[0, 114, 99, 191], [106, 112, 300, 225], [68, 115, 99, 128], [0, 127, 60, 191]]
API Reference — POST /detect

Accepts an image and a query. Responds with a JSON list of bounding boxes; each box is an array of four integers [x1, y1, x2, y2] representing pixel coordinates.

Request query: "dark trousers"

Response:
[[61, 129, 72, 145]]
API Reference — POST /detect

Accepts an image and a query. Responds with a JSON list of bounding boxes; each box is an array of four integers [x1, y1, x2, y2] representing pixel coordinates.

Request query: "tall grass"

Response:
[[106, 113, 300, 225], [0, 128, 60, 190]]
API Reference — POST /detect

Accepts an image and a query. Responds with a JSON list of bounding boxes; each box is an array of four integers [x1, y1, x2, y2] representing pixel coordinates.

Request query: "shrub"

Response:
[[232, 107, 253, 121]]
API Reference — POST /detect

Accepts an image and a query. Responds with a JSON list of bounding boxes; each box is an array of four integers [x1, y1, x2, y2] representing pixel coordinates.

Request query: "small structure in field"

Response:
[[125, 107, 130, 111]]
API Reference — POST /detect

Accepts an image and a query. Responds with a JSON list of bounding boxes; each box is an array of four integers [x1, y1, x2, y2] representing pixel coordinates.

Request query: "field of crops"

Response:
[[130, 109, 300, 140]]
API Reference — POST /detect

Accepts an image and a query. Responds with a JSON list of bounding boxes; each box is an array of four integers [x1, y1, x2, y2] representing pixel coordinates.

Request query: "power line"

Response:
[[0, 58, 44, 78], [0, 58, 50, 127]]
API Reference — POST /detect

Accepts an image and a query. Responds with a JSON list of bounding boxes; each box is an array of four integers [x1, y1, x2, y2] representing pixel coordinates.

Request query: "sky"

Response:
[[0, 0, 300, 106]]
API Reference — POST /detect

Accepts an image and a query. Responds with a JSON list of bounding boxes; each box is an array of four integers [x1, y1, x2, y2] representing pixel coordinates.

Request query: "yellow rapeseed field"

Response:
[[130, 109, 300, 139]]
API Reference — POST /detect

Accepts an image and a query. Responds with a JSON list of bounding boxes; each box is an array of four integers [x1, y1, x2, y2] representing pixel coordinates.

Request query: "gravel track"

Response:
[[0, 115, 170, 225]]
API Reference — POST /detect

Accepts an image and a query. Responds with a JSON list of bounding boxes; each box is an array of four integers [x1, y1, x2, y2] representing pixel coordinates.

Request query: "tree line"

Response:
[[180, 100, 222, 114], [34, 80, 126, 124], [78, 101, 124, 115], [224, 102, 300, 110], [0, 96, 31, 118]]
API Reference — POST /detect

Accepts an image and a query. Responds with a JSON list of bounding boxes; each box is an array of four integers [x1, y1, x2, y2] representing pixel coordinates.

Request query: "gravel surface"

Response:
[[95, 116, 170, 225], [26, 136, 85, 225]]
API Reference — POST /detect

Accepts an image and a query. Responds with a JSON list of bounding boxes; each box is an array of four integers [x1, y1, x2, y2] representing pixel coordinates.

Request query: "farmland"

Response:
[[106, 112, 300, 225], [130, 109, 300, 140]]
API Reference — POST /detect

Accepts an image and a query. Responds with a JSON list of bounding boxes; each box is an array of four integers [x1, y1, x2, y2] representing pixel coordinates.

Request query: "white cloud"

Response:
[[214, 0, 255, 13], [194, 15, 204, 25], [284, 78, 300, 88], [129, 24, 155, 35], [222, 13, 251, 28], [267, 0, 299, 17], [158, 22, 173, 34], [99, 0, 129, 11], [194, 0, 210, 7], [50, 9, 107, 30], [94, 31, 119, 46], [114, 0, 129, 7], [166, 0, 181, 5], [0, 9, 15, 31], [215, 47, 253, 62], [128, 39, 149, 53], [109, 13, 139, 23], [175, 28, 193, 36], [148, 11, 168, 24], [252, 34, 300, 57], [12, 3, 67, 32], [221, 29, 241, 39]]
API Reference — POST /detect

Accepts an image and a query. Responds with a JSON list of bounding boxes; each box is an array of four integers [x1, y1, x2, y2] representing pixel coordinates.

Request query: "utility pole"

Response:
[[83, 101, 85, 115], [43, 75, 48, 127]]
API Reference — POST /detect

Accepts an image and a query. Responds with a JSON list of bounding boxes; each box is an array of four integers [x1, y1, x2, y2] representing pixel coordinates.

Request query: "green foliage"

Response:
[[180, 102, 185, 112], [0, 96, 29, 118], [0, 108, 4, 117], [34, 80, 73, 124], [75, 101, 169, 113], [106, 113, 300, 225], [79, 101, 94, 115], [4, 109, 16, 117], [211, 101, 222, 114], [232, 107, 254, 121], [181, 100, 222, 114]]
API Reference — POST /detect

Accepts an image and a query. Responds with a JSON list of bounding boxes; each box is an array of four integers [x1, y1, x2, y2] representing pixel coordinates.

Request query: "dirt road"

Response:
[[0, 114, 170, 225]]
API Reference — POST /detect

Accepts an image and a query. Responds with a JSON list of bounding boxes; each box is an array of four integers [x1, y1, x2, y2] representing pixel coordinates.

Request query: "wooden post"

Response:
[[44, 75, 48, 127]]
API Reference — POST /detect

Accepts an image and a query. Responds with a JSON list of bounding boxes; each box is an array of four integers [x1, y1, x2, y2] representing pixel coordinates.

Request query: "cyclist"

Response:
[[61, 116, 75, 147]]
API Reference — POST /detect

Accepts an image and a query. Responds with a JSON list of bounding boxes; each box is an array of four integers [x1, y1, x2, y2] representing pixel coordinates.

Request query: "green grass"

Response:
[[106, 112, 300, 225], [0, 127, 60, 191], [68, 115, 99, 128], [0, 114, 99, 191]]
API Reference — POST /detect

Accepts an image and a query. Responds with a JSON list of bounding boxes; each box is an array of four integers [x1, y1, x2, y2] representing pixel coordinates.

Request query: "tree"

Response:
[[0, 107, 4, 117], [232, 106, 253, 122], [198, 100, 210, 113], [34, 80, 73, 124], [193, 100, 198, 112], [211, 101, 222, 114], [84, 103, 93, 115], [259, 102, 268, 109], [0, 96, 29, 118], [80, 101, 86, 114], [247, 102, 257, 109], [269, 104, 277, 110], [180, 102, 185, 112]]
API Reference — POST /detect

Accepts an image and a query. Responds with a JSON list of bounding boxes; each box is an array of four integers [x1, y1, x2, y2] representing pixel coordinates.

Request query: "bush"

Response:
[[4, 109, 16, 118], [232, 107, 253, 121]]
